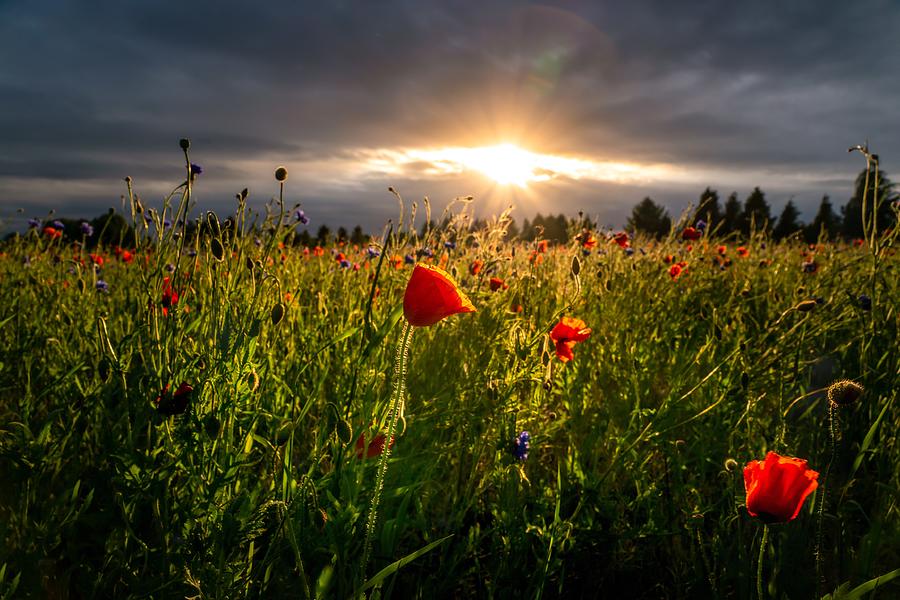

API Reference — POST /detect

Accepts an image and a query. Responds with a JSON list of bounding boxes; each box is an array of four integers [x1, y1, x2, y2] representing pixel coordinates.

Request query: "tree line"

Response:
[[626, 164, 898, 242]]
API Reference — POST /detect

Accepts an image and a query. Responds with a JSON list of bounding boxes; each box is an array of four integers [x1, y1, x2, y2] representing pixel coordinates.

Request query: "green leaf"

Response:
[[359, 535, 452, 593]]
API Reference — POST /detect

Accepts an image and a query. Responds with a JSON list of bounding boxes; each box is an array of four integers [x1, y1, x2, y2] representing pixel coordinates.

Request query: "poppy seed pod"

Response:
[[275, 166, 288, 182], [827, 380, 863, 406], [179, 138, 190, 150]]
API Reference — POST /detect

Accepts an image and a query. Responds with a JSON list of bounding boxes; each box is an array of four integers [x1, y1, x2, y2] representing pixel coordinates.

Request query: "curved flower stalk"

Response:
[[360, 264, 475, 582]]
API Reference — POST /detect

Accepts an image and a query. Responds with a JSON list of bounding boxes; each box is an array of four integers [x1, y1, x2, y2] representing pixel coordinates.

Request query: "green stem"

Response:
[[757, 525, 769, 600], [815, 402, 838, 598], [360, 320, 413, 584]]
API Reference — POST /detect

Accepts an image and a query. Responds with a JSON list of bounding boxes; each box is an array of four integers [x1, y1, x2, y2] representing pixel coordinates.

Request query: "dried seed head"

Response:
[[275, 166, 288, 182], [827, 380, 863, 407]]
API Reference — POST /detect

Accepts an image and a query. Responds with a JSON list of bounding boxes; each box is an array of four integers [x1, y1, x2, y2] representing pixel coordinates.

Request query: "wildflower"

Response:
[[669, 263, 684, 280], [513, 431, 531, 461], [366, 247, 380, 259], [80, 222, 94, 236], [389, 255, 403, 269], [189, 163, 202, 180], [444, 241, 456, 250], [43, 226, 62, 240], [510, 303, 524, 314], [696, 220, 707, 231], [489, 277, 508, 291], [827, 380, 863, 406], [52, 220, 64, 230], [611, 232, 629, 248], [801, 260, 817, 274], [853, 238, 864, 248], [335, 252, 346, 262], [858, 294, 872, 311], [737, 246, 749, 258], [682, 227, 702, 240], [27, 218, 41, 229], [717, 245, 727, 256], [743, 452, 818, 523], [549, 317, 592, 363], [404, 254, 415, 265], [120, 250, 134, 263], [355, 432, 394, 459], [625, 247, 634, 256], [339, 259, 351, 269], [96, 280, 109, 292], [402, 263, 476, 327], [161, 277, 179, 315], [417, 247, 434, 259], [155, 382, 194, 416], [536, 240, 549, 253], [187, 249, 198, 258], [89, 253, 104, 267], [313, 246, 325, 257], [469, 259, 484, 276], [294, 209, 309, 225], [579, 230, 597, 249], [165, 263, 175, 273], [254, 237, 263, 247]]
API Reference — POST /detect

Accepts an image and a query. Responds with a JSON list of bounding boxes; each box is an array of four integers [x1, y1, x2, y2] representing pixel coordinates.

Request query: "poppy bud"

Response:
[[246, 256, 255, 271], [335, 419, 353, 444], [210, 238, 225, 261], [797, 300, 817, 312], [204, 414, 220, 438], [827, 380, 863, 407], [179, 138, 190, 150], [246, 370, 260, 392], [271, 303, 285, 326], [275, 166, 288, 182], [571, 255, 581, 276]]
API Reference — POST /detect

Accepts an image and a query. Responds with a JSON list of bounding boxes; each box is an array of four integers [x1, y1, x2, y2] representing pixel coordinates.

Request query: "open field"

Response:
[[1, 169, 899, 599]]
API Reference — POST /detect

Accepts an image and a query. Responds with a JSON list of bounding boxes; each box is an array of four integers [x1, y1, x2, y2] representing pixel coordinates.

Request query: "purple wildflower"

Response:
[[96, 280, 109, 292], [80, 222, 94, 236], [27, 218, 41, 229], [696, 220, 707, 231], [859, 294, 872, 311], [339, 259, 351, 269], [165, 263, 175, 273], [190, 163, 202, 180], [513, 431, 531, 461], [444, 241, 456, 250], [294, 209, 309, 225], [366, 247, 380, 259], [404, 254, 415, 265], [52, 220, 65, 230]]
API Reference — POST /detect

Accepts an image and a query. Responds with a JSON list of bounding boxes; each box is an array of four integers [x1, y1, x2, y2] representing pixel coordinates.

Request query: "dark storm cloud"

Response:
[[1, 0, 898, 231]]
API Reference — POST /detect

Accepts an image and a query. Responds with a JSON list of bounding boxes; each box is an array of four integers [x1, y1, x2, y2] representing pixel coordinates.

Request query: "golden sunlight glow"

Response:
[[359, 143, 669, 188]]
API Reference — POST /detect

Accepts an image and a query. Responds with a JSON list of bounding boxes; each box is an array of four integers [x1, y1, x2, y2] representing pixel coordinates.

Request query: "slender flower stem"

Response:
[[360, 320, 413, 583], [815, 402, 838, 598], [757, 525, 769, 600]]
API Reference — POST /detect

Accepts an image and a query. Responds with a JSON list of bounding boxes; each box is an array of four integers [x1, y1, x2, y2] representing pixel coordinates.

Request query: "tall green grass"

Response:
[[1, 150, 898, 599]]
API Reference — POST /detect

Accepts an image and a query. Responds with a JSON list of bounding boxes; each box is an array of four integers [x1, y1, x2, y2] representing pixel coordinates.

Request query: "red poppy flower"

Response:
[[717, 245, 727, 256], [154, 382, 194, 416], [313, 246, 325, 257], [612, 232, 630, 248], [335, 252, 346, 262], [549, 317, 592, 363], [536, 239, 549, 253], [669, 263, 684, 280], [469, 259, 484, 276], [402, 263, 476, 327], [579, 231, 597, 249], [161, 277, 179, 316], [743, 452, 819, 523], [853, 238, 864, 247], [355, 432, 395, 459], [681, 227, 702, 240], [390, 255, 403, 269], [43, 226, 62, 240], [120, 250, 134, 263], [489, 277, 508, 291], [737, 246, 749, 258]]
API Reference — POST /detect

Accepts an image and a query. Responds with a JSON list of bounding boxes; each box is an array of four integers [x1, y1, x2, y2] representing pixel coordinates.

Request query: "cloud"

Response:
[[1, 0, 899, 232]]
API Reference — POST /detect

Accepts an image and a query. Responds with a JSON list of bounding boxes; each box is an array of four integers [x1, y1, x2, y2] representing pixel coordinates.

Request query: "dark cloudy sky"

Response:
[[2, 0, 898, 232]]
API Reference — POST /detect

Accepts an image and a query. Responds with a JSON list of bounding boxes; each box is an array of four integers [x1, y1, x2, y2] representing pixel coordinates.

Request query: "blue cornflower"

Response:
[[163, 219, 172, 229], [859, 294, 872, 311], [625, 247, 634, 256], [186, 249, 197, 257], [404, 254, 415, 265], [80, 222, 94, 236], [294, 209, 309, 225], [582, 249, 591, 256], [444, 241, 456, 250], [513, 431, 531, 461], [190, 163, 202, 179], [339, 259, 351, 269], [418, 247, 433, 258], [366, 247, 380, 258], [696, 220, 707, 231], [165, 263, 175, 273], [27, 218, 41, 229], [96, 280, 109, 292], [52, 220, 65, 230]]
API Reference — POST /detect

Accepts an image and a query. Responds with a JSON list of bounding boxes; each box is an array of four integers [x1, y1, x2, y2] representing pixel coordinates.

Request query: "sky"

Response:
[[2, 0, 899, 233]]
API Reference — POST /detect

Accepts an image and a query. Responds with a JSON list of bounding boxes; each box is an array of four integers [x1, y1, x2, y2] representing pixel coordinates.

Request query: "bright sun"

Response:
[[460, 143, 539, 187]]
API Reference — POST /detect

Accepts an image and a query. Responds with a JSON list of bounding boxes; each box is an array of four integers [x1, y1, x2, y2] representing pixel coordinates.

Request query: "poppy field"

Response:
[[2, 157, 900, 599]]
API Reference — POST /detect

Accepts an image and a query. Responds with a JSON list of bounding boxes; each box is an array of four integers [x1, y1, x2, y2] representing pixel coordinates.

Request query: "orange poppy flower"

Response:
[[403, 263, 476, 327], [743, 452, 818, 523], [669, 263, 684, 280], [717, 245, 727, 256], [536, 239, 549, 253], [612, 232, 630, 248], [549, 317, 592, 363], [737, 246, 749, 257], [469, 259, 484, 276]]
